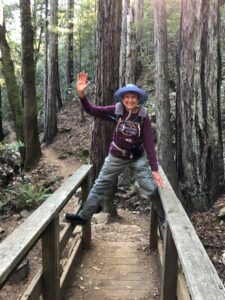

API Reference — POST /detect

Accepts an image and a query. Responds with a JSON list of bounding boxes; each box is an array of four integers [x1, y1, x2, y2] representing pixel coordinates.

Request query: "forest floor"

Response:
[[0, 97, 225, 299]]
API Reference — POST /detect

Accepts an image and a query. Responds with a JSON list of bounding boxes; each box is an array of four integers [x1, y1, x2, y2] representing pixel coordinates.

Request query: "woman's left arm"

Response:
[[143, 115, 165, 188]]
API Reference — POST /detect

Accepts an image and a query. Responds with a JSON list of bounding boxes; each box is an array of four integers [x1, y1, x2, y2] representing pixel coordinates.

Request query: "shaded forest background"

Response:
[[1, 0, 225, 213]]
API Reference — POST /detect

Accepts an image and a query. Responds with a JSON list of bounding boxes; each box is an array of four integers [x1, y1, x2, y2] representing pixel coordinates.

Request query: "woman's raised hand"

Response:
[[76, 72, 89, 98]]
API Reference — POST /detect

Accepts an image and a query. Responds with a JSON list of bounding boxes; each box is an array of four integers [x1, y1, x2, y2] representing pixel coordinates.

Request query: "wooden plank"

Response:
[[81, 176, 91, 250], [42, 216, 60, 300], [59, 204, 81, 254], [149, 204, 158, 250], [160, 224, 178, 300], [177, 270, 191, 300], [157, 237, 191, 300], [0, 165, 92, 288], [158, 167, 225, 299], [91, 241, 145, 248], [60, 236, 82, 296], [77, 279, 151, 289], [75, 288, 154, 300], [21, 268, 42, 300], [84, 256, 146, 265], [83, 272, 153, 281]]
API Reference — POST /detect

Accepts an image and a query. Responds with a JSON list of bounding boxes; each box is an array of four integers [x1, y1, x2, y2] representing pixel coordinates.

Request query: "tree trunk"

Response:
[[0, 22, 24, 150], [119, 0, 129, 87], [126, 0, 136, 84], [66, 0, 74, 87], [44, 0, 48, 141], [0, 85, 3, 141], [44, 0, 58, 143], [56, 61, 62, 111], [90, 0, 122, 215], [154, 0, 178, 191], [20, 0, 42, 170], [134, 0, 144, 81], [176, 0, 224, 211], [32, 0, 45, 65]]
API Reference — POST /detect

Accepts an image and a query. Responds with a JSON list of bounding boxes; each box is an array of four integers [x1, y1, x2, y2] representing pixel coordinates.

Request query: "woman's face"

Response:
[[122, 92, 139, 112]]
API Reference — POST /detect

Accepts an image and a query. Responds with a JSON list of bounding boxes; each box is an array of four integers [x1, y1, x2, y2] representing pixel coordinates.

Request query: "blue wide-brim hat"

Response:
[[114, 84, 148, 104]]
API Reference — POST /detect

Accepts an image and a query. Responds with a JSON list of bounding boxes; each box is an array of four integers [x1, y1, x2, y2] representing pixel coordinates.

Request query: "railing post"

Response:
[[42, 215, 60, 300], [81, 174, 91, 249], [149, 204, 158, 250], [161, 224, 178, 300]]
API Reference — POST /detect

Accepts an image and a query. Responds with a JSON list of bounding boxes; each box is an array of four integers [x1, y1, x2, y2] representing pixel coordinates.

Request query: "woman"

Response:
[[64, 72, 164, 226]]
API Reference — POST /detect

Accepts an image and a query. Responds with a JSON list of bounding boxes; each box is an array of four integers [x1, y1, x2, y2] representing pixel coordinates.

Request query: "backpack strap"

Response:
[[115, 102, 124, 116], [138, 106, 148, 118], [115, 102, 148, 122]]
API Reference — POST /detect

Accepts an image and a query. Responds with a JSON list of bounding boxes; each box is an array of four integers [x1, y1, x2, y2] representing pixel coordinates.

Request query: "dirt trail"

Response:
[[42, 147, 81, 180]]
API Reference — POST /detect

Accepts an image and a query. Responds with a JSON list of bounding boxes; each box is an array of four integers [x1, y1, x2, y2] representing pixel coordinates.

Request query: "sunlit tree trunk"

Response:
[[0, 85, 3, 141], [134, 0, 144, 81], [154, 0, 178, 190], [66, 0, 74, 87], [0, 21, 24, 153], [119, 0, 129, 87], [32, 0, 45, 65], [44, 0, 48, 138], [176, 0, 224, 211], [90, 0, 122, 215], [44, 0, 59, 143], [20, 0, 42, 170], [126, 0, 136, 84]]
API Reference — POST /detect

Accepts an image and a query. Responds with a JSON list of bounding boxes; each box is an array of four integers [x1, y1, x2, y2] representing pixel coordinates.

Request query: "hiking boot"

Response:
[[63, 213, 86, 226]]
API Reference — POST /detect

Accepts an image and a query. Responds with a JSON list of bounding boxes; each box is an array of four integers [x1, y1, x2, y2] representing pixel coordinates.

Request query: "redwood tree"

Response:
[[44, 0, 60, 143], [176, 0, 224, 211], [0, 20, 24, 149], [154, 0, 177, 190], [20, 0, 42, 170], [119, 0, 129, 87], [0, 85, 3, 141], [90, 0, 122, 214], [66, 0, 74, 87]]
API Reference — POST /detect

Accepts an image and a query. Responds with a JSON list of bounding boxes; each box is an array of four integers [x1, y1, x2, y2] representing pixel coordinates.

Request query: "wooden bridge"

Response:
[[0, 165, 225, 300]]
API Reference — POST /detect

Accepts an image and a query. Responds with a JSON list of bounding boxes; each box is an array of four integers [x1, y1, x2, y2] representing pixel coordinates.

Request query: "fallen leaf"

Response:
[[78, 285, 85, 290], [92, 266, 101, 271]]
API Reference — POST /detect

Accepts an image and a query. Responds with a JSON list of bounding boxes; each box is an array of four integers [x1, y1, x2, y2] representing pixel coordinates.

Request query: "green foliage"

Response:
[[0, 141, 23, 160], [1, 183, 52, 211]]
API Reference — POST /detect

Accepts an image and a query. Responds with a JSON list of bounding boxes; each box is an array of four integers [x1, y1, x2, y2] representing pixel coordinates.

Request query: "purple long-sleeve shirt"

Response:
[[80, 96, 158, 171]]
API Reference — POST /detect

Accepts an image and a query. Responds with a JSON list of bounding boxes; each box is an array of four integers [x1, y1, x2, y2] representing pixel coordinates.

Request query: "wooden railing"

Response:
[[0, 164, 92, 300], [150, 167, 225, 300]]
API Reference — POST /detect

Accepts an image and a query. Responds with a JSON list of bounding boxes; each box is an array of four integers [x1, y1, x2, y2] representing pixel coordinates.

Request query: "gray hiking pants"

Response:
[[79, 153, 164, 220]]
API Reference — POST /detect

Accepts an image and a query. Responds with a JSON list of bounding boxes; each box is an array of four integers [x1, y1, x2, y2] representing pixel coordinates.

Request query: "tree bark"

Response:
[[0, 22, 24, 149], [154, 0, 178, 191], [90, 0, 122, 180], [134, 0, 144, 81], [0, 85, 3, 141], [20, 0, 42, 170], [176, 0, 224, 211], [126, 0, 136, 84], [66, 0, 74, 87], [119, 0, 129, 87], [32, 0, 45, 65], [44, 0, 59, 143], [90, 0, 122, 215], [44, 0, 48, 140]]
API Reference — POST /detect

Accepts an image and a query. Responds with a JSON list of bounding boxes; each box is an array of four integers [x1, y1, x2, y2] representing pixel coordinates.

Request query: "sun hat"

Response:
[[114, 84, 148, 104]]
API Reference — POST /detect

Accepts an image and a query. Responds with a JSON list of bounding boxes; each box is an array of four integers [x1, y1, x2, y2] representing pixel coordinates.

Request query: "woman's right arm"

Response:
[[76, 72, 115, 119]]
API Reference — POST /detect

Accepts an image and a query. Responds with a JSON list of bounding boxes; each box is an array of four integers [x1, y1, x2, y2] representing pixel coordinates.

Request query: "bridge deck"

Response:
[[64, 210, 160, 300]]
